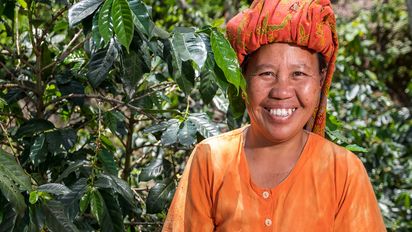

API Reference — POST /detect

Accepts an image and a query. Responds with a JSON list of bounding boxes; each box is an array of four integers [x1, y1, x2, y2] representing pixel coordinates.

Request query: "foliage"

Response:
[[0, 0, 245, 230], [328, 0, 412, 230], [0, 0, 410, 231]]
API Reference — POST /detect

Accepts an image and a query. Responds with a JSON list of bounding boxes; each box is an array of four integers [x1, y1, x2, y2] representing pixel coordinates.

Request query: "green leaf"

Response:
[[188, 113, 220, 138], [139, 155, 164, 181], [128, 0, 154, 37], [178, 120, 197, 147], [60, 129, 77, 150], [345, 144, 368, 153], [68, 0, 104, 27], [98, 0, 114, 44], [146, 178, 176, 214], [122, 50, 148, 96], [60, 178, 88, 219], [210, 29, 246, 94], [199, 69, 218, 104], [98, 149, 118, 175], [172, 31, 207, 69], [94, 174, 135, 207], [0, 203, 17, 232], [144, 119, 179, 134], [29, 191, 39, 204], [0, 148, 32, 192], [111, 0, 134, 50], [42, 200, 80, 232], [88, 39, 118, 88], [100, 190, 124, 232], [90, 189, 105, 224], [175, 60, 195, 94], [0, 175, 26, 215], [15, 119, 55, 138], [56, 160, 90, 182], [38, 184, 72, 196], [30, 134, 47, 166], [227, 85, 246, 119], [79, 190, 90, 215], [0, 97, 7, 110], [161, 121, 180, 145]]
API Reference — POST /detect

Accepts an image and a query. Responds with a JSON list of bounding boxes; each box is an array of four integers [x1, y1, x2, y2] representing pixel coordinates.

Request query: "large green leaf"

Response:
[[94, 174, 135, 207], [30, 134, 47, 166], [42, 200, 80, 232], [188, 113, 220, 138], [175, 60, 195, 94], [199, 69, 218, 104], [139, 155, 164, 181], [68, 0, 104, 27], [98, 0, 113, 44], [104, 111, 124, 135], [161, 121, 180, 145], [121, 50, 148, 97], [111, 0, 134, 50], [227, 84, 246, 119], [172, 30, 207, 69], [87, 39, 118, 88], [100, 190, 124, 232], [0, 174, 26, 216], [97, 149, 118, 175], [15, 119, 55, 138], [210, 29, 246, 94], [90, 189, 105, 224], [60, 178, 88, 219], [128, 0, 154, 37], [0, 149, 31, 192], [146, 178, 176, 214], [178, 119, 197, 147], [0, 203, 17, 232]]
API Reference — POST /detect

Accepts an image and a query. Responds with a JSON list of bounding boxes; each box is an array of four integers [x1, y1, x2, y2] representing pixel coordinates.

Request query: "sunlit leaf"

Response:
[[210, 29, 246, 94], [98, 0, 113, 44], [38, 183, 72, 196], [161, 121, 180, 145], [128, 0, 154, 37], [172, 30, 207, 69], [111, 0, 134, 50], [87, 39, 118, 87], [188, 113, 220, 138], [139, 155, 164, 181], [178, 119, 197, 147], [30, 134, 47, 166], [68, 0, 104, 27]]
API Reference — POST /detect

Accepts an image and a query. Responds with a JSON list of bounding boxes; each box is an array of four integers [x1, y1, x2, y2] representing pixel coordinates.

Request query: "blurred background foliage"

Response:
[[0, 0, 411, 231]]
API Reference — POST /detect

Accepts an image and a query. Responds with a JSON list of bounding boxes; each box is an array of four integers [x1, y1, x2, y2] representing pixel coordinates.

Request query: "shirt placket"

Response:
[[261, 189, 274, 231]]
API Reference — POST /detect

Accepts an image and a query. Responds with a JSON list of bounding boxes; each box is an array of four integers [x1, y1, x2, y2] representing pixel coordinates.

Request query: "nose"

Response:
[[268, 75, 294, 100]]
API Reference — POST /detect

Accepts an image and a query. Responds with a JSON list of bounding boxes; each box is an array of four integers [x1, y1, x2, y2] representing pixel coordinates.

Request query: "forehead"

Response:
[[246, 43, 318, 69]]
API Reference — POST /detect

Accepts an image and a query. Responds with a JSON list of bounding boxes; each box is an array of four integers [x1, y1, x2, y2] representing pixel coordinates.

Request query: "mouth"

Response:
[[264, 107, 297, 118]]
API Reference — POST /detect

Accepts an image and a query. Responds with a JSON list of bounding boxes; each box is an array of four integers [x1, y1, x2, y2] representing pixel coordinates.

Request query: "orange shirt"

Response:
[[163, 126, 386, 231]]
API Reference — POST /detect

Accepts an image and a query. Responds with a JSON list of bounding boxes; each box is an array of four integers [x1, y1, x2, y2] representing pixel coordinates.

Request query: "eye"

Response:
[[259, 71, 276, 77], [292, 71, 307, 77]]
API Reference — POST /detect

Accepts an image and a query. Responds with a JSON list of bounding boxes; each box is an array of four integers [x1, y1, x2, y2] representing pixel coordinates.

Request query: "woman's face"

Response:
[[244, 43, 325, 144]]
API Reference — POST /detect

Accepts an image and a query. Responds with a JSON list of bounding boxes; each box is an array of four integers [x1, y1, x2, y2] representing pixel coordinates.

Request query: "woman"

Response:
[[163, 0, 386, 231]]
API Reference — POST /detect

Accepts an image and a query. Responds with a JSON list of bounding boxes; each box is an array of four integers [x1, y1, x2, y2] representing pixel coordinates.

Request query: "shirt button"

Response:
[[265, 218, 272, 226], [262, 191, 270, 199]]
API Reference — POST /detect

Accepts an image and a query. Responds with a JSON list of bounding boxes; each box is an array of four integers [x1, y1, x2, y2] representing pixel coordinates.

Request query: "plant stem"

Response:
[[122, 116, 135, 180]]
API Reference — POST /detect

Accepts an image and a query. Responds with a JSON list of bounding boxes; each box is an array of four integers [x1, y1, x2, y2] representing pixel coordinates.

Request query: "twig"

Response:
[[0, 123, 17, 157], [0, 61, 15, 78]]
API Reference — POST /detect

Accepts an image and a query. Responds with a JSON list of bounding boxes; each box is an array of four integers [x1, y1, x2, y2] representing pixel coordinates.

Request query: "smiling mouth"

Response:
[[264, 107, 297, 118]]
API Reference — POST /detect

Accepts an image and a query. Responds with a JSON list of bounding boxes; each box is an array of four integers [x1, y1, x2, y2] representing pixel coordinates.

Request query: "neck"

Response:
[[244, 126, 308, 157]]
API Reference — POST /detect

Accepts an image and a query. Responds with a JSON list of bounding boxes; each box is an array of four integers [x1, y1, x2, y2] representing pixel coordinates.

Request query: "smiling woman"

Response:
[[163, 0, 386, 231]]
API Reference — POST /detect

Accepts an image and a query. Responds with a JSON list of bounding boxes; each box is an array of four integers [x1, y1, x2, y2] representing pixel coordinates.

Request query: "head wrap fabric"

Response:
[[226, 0, 339, 136]]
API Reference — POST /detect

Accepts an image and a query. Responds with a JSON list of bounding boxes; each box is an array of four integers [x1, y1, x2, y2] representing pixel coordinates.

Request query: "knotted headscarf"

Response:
[[226, 0, 338, 136]]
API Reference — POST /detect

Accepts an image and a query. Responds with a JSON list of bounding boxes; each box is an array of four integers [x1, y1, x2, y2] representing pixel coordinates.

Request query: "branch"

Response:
[[44, 93, 156, 120]]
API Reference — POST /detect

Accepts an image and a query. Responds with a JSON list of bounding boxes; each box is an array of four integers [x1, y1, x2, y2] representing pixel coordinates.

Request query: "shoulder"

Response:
[[308, 132, 366, 175], [189, 126, 247, 169]]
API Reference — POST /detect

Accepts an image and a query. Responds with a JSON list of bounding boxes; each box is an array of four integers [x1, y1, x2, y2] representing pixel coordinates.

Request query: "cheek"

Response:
[[299, 81, 321, 105]]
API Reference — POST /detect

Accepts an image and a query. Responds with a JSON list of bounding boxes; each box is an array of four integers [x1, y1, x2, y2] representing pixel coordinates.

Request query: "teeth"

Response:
[[269, 108, 296, 117]]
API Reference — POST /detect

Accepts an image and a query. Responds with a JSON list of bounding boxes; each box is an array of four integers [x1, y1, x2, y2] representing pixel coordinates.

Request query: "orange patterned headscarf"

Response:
[[226, 0, 338, 136]]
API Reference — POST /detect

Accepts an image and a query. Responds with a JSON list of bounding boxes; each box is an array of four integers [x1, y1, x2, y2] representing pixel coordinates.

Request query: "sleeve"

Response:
[[162, 144, 215, 232], [334, 153, 386, 232]]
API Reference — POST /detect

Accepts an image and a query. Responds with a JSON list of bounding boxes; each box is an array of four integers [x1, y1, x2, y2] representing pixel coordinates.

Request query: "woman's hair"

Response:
[[241, 52, 328, 75]]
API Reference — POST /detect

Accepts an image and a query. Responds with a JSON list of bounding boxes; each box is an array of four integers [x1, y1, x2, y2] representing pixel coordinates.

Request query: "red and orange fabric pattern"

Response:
[[226, 0, 339, 136]]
